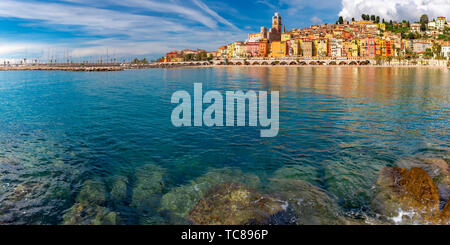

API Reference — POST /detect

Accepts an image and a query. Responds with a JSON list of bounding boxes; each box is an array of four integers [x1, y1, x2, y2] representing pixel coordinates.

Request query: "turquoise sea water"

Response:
[[0, 67, 449, 224]]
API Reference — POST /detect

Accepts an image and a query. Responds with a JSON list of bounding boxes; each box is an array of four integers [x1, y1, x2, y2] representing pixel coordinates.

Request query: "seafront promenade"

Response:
[[0, 58, 448, 71]]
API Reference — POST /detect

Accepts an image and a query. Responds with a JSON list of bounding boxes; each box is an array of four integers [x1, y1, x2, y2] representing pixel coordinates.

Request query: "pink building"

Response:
[[246, 42, 260, 58], [367, 37, 376, 58]]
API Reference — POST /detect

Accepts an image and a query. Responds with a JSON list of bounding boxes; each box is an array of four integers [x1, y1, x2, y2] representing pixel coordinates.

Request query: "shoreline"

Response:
[[0, 66, 125, 72], [0, 64, 448, 71], [192, 64, 449, 68]]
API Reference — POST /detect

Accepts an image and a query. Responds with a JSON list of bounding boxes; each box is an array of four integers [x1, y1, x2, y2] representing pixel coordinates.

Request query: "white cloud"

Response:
[[0, 0, 245, 58], [257, 0, 277, 10], [279, 0, 341, 15], [310, 16, 323, 24], [0, 42, 50, 56], [192, 0, 239, 30], [339, 0, 450, 21]]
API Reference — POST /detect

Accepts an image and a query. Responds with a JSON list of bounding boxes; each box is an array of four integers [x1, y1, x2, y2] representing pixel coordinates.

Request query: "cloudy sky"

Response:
[[0, 0, 448, 61]]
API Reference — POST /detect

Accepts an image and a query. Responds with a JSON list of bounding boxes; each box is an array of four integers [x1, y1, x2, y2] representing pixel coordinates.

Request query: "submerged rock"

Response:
[[62, 179, 117, 225], [324, 153, 387, 209], [188, 182, 284, 225], [395, 152, 450, 206], [109, 176, 129, 203], [442, 201, 450, 224], [62, 203, 117, 225], [160, 168, 260, 222], [267, 178, 347, 225], [372, 167, 448, 224], [76, 180, 106, 205], [272, 164, 320, 186], [131, 164, 167, 212]]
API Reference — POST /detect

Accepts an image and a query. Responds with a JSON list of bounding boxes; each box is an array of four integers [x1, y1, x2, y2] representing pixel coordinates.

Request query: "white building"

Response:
[[442, 45, 450, 59], [411, 23, 421, 32], [436, 17, 446, 30], [330, 38, 343, 57], [428, 21, 436, 29]]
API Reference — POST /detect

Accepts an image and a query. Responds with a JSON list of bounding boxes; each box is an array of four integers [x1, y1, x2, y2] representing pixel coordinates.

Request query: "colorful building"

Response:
[[437, 17, 446, 30], [301, 40, 313, 58], [329, 38, 343, 57], [258, 39, 270, 57], [313, 39, 328, 57], [246, 42, 260, 58], [442, 41, 450, 59], [270, 41, 287, 58]]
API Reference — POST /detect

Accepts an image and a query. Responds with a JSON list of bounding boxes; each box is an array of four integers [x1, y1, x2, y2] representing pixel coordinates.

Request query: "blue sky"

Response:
[[0, 0, 448, 61]]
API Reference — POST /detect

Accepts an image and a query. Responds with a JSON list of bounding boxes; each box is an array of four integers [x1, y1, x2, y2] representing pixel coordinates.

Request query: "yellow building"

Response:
[[270, 41, 287, 58], [217, 46, 228, 59], [227, 42, 246, 58], [248, 33, 263, 42], [342, 41, 358, 57], [288, 39, 301, 56], [227, 43, 234, 59], [375, 38, 382, 56], [281, 33, 293, 42], [313, 39, 328, 57]]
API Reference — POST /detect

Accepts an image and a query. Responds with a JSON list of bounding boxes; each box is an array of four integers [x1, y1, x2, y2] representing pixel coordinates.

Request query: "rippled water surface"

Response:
[[0, 67, 449, 224]]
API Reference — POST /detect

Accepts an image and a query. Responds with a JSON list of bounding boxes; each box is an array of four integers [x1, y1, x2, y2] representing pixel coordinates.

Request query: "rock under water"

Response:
[[159, 168, 260, 223], [130, 164, 167, 212], [267, 178, 349, 225], [373, 166, 448, 224], [188, 182, 284, 225], [62, 180, 117, 225]]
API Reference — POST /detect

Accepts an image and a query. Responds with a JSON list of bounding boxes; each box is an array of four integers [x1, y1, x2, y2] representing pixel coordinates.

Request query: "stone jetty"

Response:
[[0, 66, 125, 72]]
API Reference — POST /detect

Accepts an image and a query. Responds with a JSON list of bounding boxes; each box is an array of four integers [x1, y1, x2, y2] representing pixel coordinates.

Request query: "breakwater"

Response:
[[0, 65, 125, 72]]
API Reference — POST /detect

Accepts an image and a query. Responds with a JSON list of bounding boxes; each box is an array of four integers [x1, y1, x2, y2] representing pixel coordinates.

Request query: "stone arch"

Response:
[[309, 61, 317, 65], [338, 61, 347, 65], [349, 61, 357, 65], [235, 62, 243, 65], [252, 62, 260, 65], [329, 61, 337, 65], [299, 61, 307, 65], [289, 61, 297, 65], [261, 61, 268, 65], [280, 61, 288, 65]]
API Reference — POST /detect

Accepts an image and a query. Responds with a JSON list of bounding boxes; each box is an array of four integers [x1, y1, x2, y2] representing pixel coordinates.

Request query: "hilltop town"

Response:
[[161, 13, 450, 65]]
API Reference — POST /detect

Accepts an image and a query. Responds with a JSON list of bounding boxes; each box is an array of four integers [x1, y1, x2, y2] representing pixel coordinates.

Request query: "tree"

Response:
[[184, 53, 194, 61], [385, 56, 393, 65], [421, 22, 427, 31], [432, 43, 442, 57], [376, 16, 380, 24], [338, 16, 344, 25], [352, 17, 355, 22], [375, 55, 383, 65], [371, 15, 376, 21], [424, 48, 434, 59], [420, 14, 429, 25]]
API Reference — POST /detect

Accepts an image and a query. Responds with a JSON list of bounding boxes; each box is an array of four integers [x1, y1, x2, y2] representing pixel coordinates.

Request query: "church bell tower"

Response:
[[272, 12, 282, 32]]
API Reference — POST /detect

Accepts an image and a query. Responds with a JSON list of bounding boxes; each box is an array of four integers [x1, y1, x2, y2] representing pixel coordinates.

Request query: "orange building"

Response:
[[258, 39, 270, 57]]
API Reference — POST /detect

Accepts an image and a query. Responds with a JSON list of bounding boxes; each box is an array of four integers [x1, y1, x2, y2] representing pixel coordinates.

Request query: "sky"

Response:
[[0, 0, 448, 62]]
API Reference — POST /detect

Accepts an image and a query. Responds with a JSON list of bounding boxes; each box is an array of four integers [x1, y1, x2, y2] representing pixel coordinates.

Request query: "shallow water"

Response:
[[0, 67, 449, 224]]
